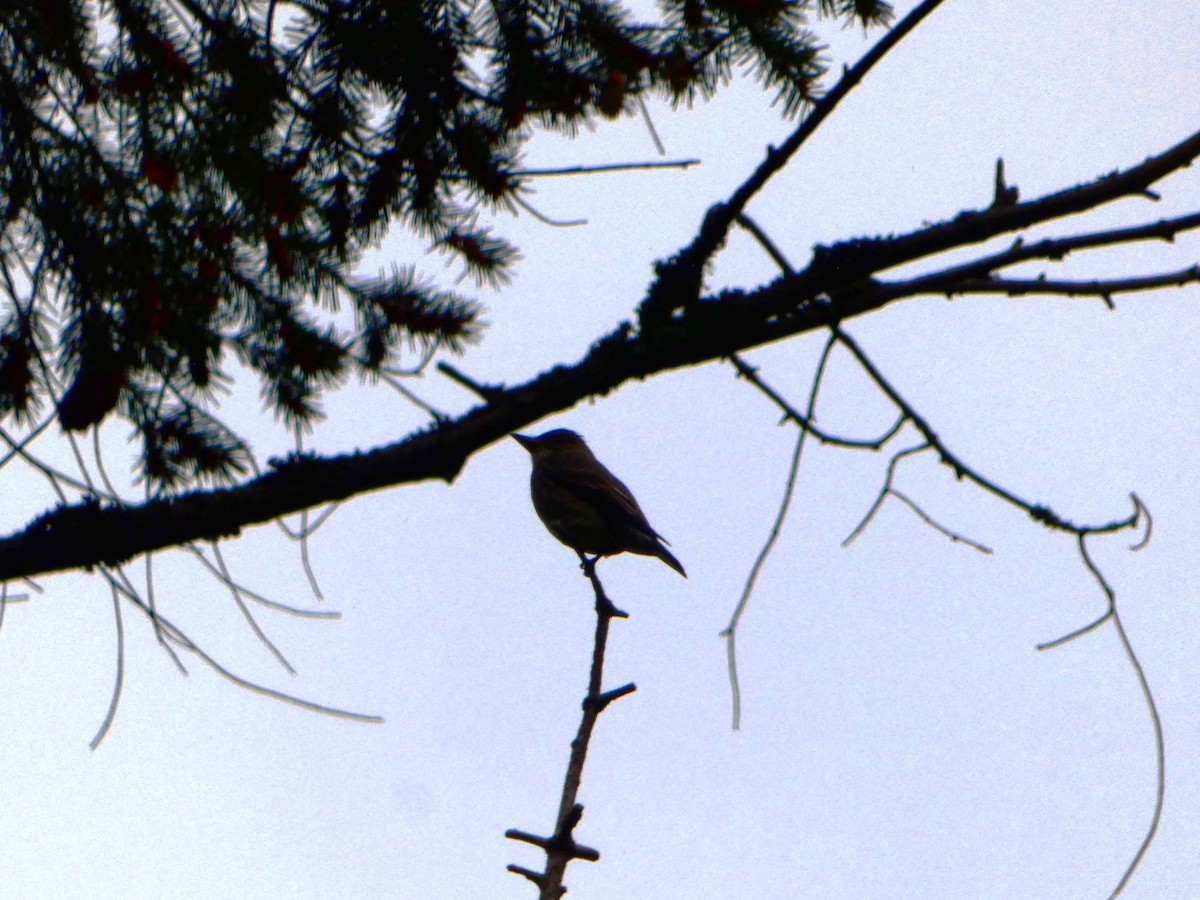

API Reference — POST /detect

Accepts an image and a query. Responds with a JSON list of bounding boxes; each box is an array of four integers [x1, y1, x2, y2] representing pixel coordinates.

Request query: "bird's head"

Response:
[[512, 429, 590, 460]]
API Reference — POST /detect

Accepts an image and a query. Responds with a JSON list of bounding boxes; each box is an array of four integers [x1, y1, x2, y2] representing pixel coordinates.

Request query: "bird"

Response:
[[512, 429, 686, 577]]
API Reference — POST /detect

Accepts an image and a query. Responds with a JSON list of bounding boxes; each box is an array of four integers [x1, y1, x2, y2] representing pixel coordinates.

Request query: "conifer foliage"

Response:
[[0, 0, 890, 488]]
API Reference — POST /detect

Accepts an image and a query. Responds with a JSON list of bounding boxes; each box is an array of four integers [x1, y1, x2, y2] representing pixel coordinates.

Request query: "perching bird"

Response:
[[513, 429, 686, 577]]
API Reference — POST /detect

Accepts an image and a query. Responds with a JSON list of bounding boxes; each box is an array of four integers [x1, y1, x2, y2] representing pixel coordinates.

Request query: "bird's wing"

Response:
[[541, 460, 661, 538]]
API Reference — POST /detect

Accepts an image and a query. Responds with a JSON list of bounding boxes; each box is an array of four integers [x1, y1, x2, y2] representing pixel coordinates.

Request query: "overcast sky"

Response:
[[3, 2, 1200, 898]]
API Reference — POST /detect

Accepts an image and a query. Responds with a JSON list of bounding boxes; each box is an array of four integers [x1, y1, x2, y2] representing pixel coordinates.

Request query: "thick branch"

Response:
[[3, 123, 1199, 582], [741, 125, 1200, 326], [639, 0, 948, 325]]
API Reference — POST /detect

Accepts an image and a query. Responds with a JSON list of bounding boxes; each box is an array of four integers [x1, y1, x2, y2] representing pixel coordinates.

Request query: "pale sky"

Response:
[[3, 2, 1200, 898]]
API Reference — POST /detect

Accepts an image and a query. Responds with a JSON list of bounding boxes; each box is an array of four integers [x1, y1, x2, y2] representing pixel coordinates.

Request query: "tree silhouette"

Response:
[[1, 1, 1196, 896]]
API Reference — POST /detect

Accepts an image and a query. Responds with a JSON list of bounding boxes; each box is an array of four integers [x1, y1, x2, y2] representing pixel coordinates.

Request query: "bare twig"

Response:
[[509, 159, 698, 178], [298, 511, 324, 600], [142, 546, 171, 652], [104, 562, 187, 675], [0, 580, 34, 632], [184, 544, 340, 619], [292, 426, 325, 601], [1103, 598, 1165, 894], [839, 443, 993, 553], [90, 583, 126, 750], [721, 336, 836, 730], [438, 360, 505, 402], [992, 158, 1019, 208], [871, 212, 1200, 303], [946, 266, 1200, 302], [888, 488, 993, 554], [119, 582, 382, 723], [211, 542, 296, 675], [1037, 535, 1164, 898], [376, 371, 447, 418], [506, 554, 634, 897], [833, 327, 1141, 538], [730, 353, 906, 450], [636, 95, 666, 157], [841, 443, 931, 547], [1129, 495, 1152, 551], [513, 194, 588, 228]]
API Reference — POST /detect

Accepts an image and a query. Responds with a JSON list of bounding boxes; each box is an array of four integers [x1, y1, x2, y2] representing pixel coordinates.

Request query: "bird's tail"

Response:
[[654, 542, 687, 578]]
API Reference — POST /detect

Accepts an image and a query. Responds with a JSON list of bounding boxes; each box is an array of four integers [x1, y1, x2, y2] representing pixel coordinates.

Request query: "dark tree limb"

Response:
[[2, 116, 1198, 581], [639, 0, 950, 326]]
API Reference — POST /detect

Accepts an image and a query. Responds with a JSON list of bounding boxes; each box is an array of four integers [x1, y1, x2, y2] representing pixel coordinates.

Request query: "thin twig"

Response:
[[842, 443, 931, 547], [211, 542, 297, 675], [104, 561, 187, 673], [376, 371, 446, 418], [1104, 594, 1165, 895], [721, 335, 836, 730], [1129, 495, 1152, 551], [185, 544, 340, 619], [834, 327, 1140, 537], [730, 353, 906, 450], [513, 194, 588, 228], [508, 159, 698, 177], [869, 212, 1200, 301], [123, 587, 382, 723], [636, 95, 666, 157], [888, 488, 993, 554], [143, 545, 170, 651], [437, 360, 505, 401], [506, 554, 633, 897], [293, 426, 325, 601], [947, 266, 1200, 301], [1037, 535, 1163, 898], [90, 583, 126, 750]]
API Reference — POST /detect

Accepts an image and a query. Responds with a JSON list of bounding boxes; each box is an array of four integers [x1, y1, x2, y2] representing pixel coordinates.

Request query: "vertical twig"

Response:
[[506, 555, 635, 897], [722, 339, 836, 730]]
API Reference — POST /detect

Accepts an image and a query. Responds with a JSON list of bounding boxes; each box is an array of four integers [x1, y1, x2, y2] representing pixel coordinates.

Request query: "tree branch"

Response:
[[508, 159, 700, 177], [506, 555, 632, 897], [730, 353, 905, 449], [3, 121, 1196, 582], [949, 266, 1200, 302], [639, 0, 949, 325], [833, 327, 1142, 537], [865, 212, 1200, 301]]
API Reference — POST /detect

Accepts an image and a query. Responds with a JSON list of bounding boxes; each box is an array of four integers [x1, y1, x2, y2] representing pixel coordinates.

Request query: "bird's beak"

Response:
[[511, 433, 536, 453]]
